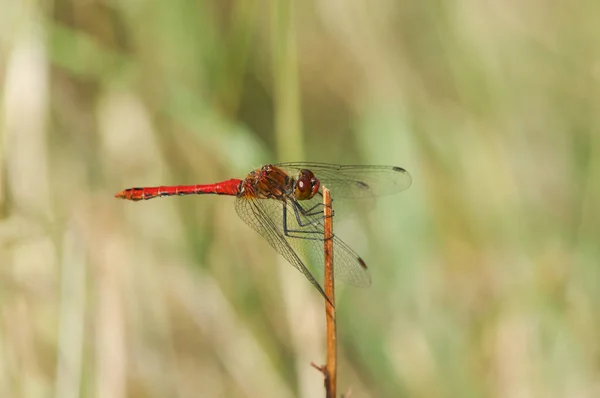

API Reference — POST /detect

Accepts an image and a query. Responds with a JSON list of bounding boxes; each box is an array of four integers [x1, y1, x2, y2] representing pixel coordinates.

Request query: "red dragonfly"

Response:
[[115, 162, 411, 300]]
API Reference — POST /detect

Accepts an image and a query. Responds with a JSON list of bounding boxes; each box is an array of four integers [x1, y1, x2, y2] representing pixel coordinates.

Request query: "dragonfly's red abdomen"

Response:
[[115, 179, 242, 201]]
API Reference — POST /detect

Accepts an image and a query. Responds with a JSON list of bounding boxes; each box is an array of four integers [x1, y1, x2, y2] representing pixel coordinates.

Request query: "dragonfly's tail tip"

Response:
[[114, 191, 126, 199]]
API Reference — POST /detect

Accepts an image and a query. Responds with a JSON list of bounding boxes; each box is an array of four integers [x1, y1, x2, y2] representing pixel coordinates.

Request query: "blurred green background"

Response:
[[1, 1, 599, 397]]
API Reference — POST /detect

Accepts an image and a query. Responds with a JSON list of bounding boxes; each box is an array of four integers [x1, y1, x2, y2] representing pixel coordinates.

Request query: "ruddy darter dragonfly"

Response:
[[115, 162, 412, 300]]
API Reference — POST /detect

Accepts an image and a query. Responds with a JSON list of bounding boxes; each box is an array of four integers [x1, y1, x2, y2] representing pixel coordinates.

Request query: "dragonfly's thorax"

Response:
[[240, 165, 319, 201], [240, 165, 292, 200]]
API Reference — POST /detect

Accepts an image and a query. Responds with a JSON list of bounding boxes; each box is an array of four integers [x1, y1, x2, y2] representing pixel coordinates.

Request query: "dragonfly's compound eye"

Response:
[[295, 169, 320, 200]]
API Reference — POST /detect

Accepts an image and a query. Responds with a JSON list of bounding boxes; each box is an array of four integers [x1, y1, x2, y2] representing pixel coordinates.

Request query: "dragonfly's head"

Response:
[[294, 169, 320, 200]]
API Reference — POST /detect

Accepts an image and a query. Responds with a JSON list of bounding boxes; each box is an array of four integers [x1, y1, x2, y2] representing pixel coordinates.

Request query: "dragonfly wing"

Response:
[[275, 162, 412, 198], [235, 195, 371, 288], [234, 196, 327, 299], [277, 197, 372, 286], [330, 235, 372, 286]]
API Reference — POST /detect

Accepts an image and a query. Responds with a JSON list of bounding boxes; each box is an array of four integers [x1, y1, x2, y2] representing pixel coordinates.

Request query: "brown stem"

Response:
[[322, 186, 337, 398]]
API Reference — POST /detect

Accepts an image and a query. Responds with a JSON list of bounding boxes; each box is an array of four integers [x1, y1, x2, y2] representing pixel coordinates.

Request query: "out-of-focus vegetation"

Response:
[[1, 1, 599, 397]]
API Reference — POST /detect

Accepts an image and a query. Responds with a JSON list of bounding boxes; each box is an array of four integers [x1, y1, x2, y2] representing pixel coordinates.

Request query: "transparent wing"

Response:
[[234, 194, 371, 291], [234, 195, 327, 299], [275, 162, 412, 198]]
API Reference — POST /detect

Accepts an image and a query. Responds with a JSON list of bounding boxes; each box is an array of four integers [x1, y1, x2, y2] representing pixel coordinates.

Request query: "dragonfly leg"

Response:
[[297, 192, 335, 218], [298, 192, 335, 218], [291, 200, 334, 227], [282, 204, 334, 241], [292, 202, 323, 226]]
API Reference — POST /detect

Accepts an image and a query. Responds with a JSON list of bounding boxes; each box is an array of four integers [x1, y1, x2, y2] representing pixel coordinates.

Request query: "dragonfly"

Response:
[[115, 162, 411, 301]]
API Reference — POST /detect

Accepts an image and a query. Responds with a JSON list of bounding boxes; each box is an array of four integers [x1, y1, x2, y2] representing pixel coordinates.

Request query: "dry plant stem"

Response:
[[323, 186, 337, 398]]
